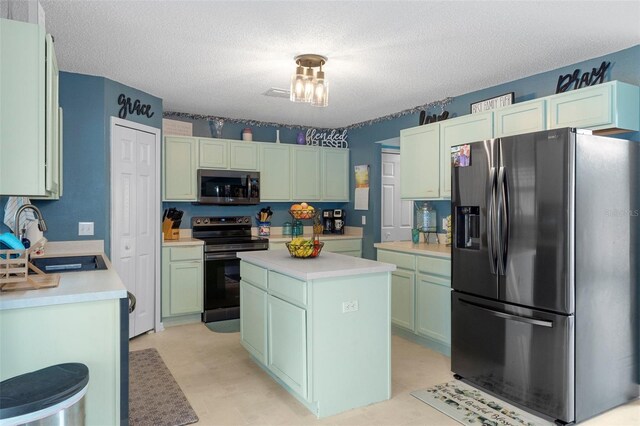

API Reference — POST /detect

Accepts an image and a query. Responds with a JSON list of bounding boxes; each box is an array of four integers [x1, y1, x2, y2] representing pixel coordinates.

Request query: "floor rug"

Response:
[[205, 318, 240, 333], [129, 348, 199, 426], [411, 380, 553, 426]]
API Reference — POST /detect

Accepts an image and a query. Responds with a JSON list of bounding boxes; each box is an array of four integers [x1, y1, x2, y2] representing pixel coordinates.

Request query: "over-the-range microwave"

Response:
[[196, 170, 260, 205]]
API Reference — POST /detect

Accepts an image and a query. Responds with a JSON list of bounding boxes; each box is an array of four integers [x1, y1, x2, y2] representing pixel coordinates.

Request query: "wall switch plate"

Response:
[[361, 215, 366, 225], [78, 222, 94, 236], [342, 300, 359, 313], [443, 218, 447, 229]]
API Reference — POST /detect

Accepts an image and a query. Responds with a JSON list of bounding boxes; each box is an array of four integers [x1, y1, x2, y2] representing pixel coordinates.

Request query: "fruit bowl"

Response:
[[285, 241, 324, 259], [289, 209, 317, 220]]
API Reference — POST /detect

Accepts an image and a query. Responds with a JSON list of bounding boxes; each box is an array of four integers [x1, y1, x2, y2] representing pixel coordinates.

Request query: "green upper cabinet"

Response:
[[229, 141, 258, 170], [0, 19, 51, 196], [33, 34, 62, 200], [259, 143, 291, 201], [494, 99, 546, 138], [321, 148, 349, 201], [163, 136, 197, 201], [199, 138, 228, 169], [400, 124, 440, 199], [440, 111, 493, 198], [291, 145, 321, 201], [548, 81, 640, 133]]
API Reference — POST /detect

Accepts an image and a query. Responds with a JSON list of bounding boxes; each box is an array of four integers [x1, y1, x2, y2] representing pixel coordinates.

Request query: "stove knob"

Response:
[[244, 217, 250, 223], [195, 219, 201, 224], [203, 218, 210, 224]]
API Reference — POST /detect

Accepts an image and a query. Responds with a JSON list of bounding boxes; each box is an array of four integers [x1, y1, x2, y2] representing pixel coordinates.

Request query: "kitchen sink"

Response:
[[30, 255, 108, 274]]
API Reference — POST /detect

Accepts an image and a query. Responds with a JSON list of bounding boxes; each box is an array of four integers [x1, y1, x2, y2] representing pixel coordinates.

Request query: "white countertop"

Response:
[[374, 241, 451, 258], [237, 250, 395, 281], [0, 248, 128, 311], [162, 237, 204, 247]]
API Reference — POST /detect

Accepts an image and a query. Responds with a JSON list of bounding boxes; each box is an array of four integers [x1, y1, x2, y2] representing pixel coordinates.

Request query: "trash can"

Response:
[[0, 363, 89, 426]]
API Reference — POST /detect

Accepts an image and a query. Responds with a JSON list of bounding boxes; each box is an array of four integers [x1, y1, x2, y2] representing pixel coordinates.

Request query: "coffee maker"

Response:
[[322, 209, 346, 234]]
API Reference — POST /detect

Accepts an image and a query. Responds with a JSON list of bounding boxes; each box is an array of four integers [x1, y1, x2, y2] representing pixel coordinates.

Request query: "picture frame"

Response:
[[470, 92, 514, 114]]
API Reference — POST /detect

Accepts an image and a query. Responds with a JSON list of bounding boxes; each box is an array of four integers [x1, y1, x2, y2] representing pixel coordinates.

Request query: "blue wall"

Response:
[[6, 72, 163, 256], [347, 45, 640, 259]]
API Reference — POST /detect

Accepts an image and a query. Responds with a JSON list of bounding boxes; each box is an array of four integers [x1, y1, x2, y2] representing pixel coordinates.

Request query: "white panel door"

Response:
[[112, 124, 156, 338], [381, 152, 413, 241]]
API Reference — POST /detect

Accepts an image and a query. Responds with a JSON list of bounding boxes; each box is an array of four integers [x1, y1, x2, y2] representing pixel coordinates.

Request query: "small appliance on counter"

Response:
[[162, 208, 183, 240], [322, 209, 345, 234]]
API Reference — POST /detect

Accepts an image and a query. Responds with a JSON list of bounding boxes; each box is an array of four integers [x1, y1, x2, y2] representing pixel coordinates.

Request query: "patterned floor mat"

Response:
[[411, 380, 553, 426], [129, 348, 198, 426]]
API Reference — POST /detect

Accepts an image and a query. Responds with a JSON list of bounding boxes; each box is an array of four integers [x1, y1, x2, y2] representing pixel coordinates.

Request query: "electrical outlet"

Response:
[[361, 215, 366, 225], [78, 222, 94, 236], [443, 218, 447, 229], [342, 300, 359, 313]]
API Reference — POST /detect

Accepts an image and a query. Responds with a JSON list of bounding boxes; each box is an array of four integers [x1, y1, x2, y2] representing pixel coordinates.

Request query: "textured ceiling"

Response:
[[38, 1, 640, 128]]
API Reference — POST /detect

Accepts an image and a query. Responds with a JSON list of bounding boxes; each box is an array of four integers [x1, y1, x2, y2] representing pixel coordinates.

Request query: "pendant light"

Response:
[[289, 54, 329, 107]]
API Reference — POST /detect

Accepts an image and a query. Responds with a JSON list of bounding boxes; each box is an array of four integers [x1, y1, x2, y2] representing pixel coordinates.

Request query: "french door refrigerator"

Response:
[[451, 128, 638, 425]]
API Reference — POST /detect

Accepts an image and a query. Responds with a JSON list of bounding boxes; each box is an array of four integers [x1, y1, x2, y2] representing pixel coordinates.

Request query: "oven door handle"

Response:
[[205, 252, 238, 261]]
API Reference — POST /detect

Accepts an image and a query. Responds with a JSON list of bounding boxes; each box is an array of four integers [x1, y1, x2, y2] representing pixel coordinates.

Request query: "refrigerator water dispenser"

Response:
[[455, 206, 480, 249]]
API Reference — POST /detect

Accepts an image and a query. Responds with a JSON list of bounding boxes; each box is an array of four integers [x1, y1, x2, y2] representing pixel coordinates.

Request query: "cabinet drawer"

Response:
[[416, 255, 450, 278], [323, 239, 361, 253], [169, 246, 202, 262], [241, 261, 267, 290], [268, 271, 307, 307], [377, 250, 415, 271]]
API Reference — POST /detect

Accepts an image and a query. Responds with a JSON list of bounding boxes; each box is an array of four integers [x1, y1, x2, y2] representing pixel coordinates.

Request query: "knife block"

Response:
[[162, 219, 180, 240]]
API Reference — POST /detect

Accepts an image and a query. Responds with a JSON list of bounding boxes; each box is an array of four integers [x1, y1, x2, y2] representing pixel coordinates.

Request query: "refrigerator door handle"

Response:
[[487, 167, 497, 274], [459, 298, 554, 328], [496, 166, 509, 275]]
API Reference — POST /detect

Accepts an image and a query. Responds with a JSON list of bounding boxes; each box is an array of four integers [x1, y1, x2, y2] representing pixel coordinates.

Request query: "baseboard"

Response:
[[392, 325, 451, 357]]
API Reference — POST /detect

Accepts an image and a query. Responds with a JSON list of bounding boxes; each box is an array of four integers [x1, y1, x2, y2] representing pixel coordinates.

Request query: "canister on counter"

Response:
[[283, 221, 292, 236]]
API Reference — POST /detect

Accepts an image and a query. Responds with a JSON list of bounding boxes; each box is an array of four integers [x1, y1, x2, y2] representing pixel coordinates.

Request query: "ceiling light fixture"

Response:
[[290, 54, 328, 107]]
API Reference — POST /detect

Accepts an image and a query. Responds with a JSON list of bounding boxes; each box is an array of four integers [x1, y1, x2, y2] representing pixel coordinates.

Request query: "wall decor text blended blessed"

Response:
[[117, 94, 155, 119], [305, 129, 348, 148]]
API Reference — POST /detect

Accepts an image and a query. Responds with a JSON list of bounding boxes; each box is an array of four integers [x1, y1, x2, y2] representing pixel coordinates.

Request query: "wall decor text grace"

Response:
[[117, 94, 155, 119]]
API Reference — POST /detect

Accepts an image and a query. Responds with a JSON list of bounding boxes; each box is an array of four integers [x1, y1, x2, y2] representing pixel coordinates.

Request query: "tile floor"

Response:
[[129, 323, 640, 425]]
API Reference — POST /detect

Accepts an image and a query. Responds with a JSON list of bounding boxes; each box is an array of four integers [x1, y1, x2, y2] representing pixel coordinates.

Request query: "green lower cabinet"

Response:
[[377, 248, 451, 356], [239, 259, 391, 418], [162, 246, 203, 321], [240, 280, 268, 364], [390, 270, 415, 331], [416, 273, 451, 345], [268, 295, 308, 399]]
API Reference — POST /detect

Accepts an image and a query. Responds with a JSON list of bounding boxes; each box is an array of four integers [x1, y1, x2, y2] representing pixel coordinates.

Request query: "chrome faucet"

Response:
[[14, 204, 47, 240]]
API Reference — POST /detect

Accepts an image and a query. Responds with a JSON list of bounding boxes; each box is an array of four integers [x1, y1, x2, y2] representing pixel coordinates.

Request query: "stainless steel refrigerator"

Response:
[[451, 128, 638, 425]]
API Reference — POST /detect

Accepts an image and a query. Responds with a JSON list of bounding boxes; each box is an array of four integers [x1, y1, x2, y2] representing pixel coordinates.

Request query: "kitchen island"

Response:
[[0, 243, 127, 425], [237, 250, 396, 418]]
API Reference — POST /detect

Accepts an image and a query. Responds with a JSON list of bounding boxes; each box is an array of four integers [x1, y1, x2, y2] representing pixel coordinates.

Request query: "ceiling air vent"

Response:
[[263, 88, 290, 99]]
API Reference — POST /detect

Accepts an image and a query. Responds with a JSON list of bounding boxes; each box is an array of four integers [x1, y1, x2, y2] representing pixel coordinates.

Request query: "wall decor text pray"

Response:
[[306, 129, 349, 148], [555, 61, 610, 94], [118, 94, 155, 119]]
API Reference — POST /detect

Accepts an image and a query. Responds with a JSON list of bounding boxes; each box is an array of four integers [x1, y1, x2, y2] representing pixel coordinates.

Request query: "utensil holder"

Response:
[[258, 222, 271, 237]]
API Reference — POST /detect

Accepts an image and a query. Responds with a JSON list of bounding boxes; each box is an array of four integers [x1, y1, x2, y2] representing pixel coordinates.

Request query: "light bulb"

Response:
[[289, 64, 306, 102], [304, 67, 315, 102], [311, 69, 328, 107]]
